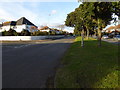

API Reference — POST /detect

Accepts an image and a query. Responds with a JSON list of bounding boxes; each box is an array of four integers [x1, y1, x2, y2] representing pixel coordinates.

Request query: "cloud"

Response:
[[0, 0, 77, 2], [0, 2, 41, 25], [0, 19, 7, 24], [0, 8, 16, 21], [51, 10, 57, 14]]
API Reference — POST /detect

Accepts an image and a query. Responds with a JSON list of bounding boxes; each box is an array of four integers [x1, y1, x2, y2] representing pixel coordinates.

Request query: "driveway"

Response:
[[2, 37, 75, 88]]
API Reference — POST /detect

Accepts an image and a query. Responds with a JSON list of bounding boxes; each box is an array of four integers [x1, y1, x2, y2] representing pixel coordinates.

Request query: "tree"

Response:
[[65, 3, 94, 47], [92, 2, 113, 46], [79, 2, 95, 39], [112, 2, 120, 18], [66, 2, 120, 47]]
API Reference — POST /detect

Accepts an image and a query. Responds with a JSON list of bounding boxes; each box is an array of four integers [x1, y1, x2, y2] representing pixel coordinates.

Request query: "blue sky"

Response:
[[0, 2, 81, 32], [0, 1, 119, 32]]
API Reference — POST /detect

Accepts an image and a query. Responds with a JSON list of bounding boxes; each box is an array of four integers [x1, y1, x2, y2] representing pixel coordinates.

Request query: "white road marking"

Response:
[[14, 44, 33, 48]]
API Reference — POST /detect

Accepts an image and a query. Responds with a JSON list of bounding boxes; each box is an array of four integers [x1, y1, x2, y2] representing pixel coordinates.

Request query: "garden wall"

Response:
[[0, 35, 65, 41]]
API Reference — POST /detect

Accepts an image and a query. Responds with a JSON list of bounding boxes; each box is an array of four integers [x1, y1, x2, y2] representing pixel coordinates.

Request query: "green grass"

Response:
[[55, 37, 119, 88]]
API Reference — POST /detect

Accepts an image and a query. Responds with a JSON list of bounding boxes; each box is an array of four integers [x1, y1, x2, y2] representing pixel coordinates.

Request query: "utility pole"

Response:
[[48, 14, 51, 37], [113, 14, 118, 35]]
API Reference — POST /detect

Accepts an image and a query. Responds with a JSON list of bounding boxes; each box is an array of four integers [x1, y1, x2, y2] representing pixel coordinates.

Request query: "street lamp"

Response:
[[48, 14, 51, 38]]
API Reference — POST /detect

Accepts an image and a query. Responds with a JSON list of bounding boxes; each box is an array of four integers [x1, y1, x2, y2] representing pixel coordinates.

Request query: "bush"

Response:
[[31, 31, 39, 36], [2, 29, 18, 36], [2, 30, 7, 36], [41, 31, 49, 35], [21, 29, 31, 36], [49, 30, 56, 35], [31, 31, 49, 36]]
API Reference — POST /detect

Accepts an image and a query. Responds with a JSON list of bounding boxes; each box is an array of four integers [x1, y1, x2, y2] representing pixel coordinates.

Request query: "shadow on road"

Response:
[[2, 37, 74, 88]]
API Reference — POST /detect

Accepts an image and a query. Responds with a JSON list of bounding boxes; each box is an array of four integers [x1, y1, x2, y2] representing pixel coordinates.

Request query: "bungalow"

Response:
[[105, 26, 115, 33], [0, 21, 16, 32], [39, 26, 63, 34], [115, 24, 120, 32], [0, 17, 38, 32], [39, 26, 51, 32], [105, 24, 120, 34]]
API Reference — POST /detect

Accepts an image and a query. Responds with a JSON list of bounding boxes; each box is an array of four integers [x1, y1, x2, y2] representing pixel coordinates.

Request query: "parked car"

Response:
[[108, 34, 114, 38], [102, 35, 109, 39], [114, 35, 120, 40]]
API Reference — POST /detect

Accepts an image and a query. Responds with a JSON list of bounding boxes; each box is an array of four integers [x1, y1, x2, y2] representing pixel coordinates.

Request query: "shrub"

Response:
[[21, 29, 31, 36], [41, 31, 49, 35], [2, 29, 18, 36], [2, 30, 7, 36], [31, 31, 49, 36], [49, 30, 56, 35]]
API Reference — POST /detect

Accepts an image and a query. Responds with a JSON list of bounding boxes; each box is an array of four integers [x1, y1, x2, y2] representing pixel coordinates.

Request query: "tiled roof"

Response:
[[106, 26, 115, 30], [106, 24, 120, 30], [115, 24, 120, 29], [39, 26, 49, 30], [16, 17, 37, 27], [1, 17, 38, 27], [2, 21, 16, 26]]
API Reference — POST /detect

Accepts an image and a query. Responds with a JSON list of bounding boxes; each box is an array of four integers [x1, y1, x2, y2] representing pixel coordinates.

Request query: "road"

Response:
[[2, 37, 75, 88]]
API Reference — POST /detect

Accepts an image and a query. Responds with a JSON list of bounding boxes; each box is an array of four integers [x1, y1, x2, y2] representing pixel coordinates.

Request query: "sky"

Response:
[[0, 1, 119, 32], [0, 1, 81, 32]]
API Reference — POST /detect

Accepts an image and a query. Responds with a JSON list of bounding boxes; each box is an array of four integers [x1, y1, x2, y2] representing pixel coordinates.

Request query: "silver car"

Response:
[[102, 35, 109, 39], [114, 35, 120, 40]]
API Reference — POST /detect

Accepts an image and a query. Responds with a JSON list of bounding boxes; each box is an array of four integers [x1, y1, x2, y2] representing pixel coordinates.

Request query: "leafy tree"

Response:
[[66, 2, 118, 47], [112, 2, 120, 18], [65, 11, 77, 27], [92, 2, 113, 46], [80, 2, 95, 39], [66, 3, 94, 47]]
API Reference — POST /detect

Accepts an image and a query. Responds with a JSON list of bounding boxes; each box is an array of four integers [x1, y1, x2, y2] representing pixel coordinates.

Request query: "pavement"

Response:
[[2, 36, 75, 88], [102, 38, 120, 45]]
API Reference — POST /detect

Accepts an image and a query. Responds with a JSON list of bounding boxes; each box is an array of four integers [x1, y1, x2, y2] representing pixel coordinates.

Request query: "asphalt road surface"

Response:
[[2, 37, 75, 88]]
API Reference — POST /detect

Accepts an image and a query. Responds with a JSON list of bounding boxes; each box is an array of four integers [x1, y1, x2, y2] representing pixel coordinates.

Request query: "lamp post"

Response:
[[48, 14, 51, 27], [113, 14, 118, 35], [48, 14, 51, 37]]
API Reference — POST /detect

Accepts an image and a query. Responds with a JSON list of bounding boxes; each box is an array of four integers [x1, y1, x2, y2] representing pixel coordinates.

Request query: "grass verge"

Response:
[[55, 37, 119, 88]]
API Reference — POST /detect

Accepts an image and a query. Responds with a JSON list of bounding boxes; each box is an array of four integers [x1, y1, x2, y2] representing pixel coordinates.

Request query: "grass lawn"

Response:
[[55, 37, 119, 88]]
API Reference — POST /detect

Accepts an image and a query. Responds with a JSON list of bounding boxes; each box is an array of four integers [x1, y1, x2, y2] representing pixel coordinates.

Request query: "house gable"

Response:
[[16, 17, 37, 27], [0, 17, 38, 32]]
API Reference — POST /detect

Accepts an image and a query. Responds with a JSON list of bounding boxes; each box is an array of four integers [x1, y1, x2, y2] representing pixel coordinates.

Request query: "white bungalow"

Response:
[[0, 17, 38, 32], [0, 21, 16, 32]]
